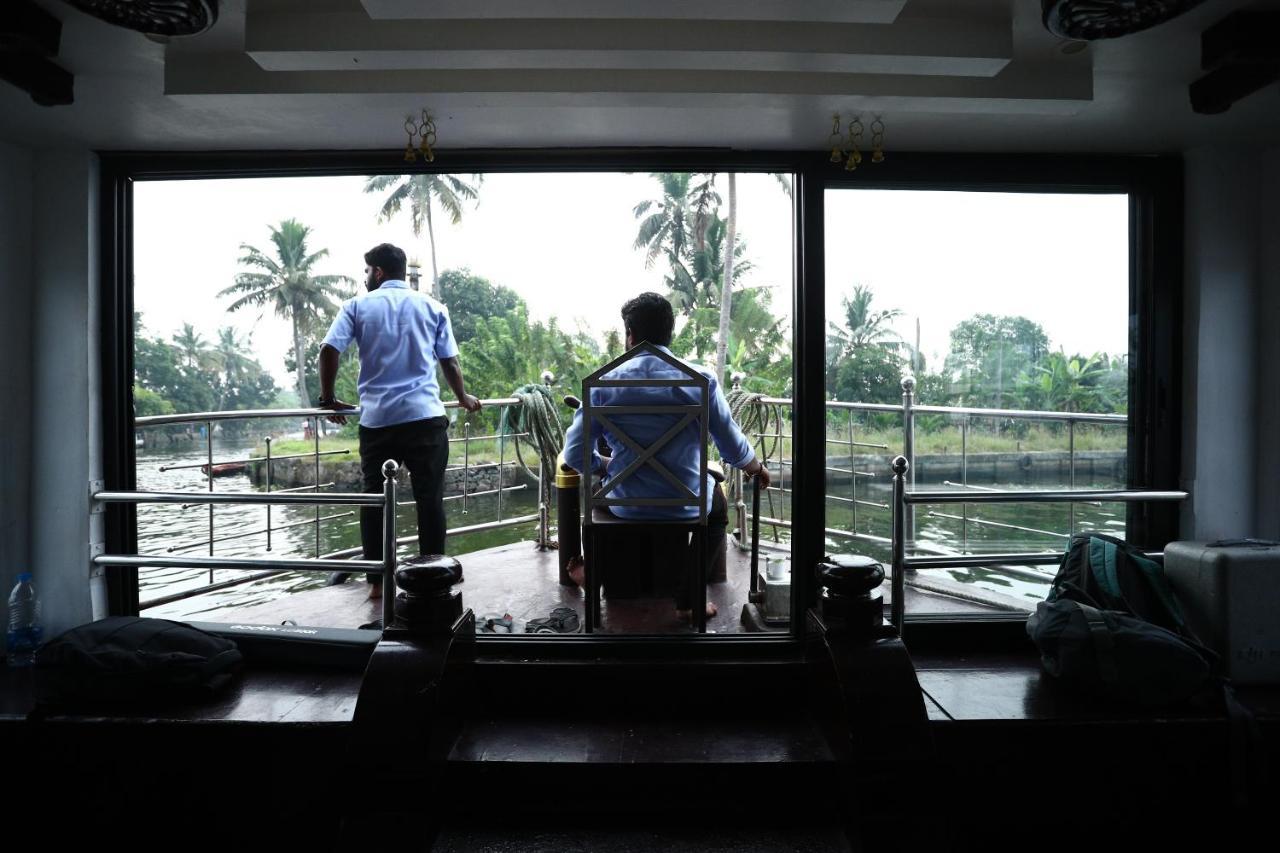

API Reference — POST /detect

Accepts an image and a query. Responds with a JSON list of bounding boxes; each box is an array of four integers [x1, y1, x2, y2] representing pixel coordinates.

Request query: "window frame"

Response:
[[99, 150, 1182, 652]]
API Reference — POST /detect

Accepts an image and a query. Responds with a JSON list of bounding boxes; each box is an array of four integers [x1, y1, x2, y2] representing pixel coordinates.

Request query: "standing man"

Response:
[[318, 243, 481, 598]]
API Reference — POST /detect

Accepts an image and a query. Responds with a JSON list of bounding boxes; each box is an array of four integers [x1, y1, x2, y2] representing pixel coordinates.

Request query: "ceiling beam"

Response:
[[244, 13, 1012, 77], [357, 0, 908, 24], [165, 53, 1090, 115]]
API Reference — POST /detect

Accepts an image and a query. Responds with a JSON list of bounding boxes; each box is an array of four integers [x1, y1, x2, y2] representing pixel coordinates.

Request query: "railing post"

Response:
[[382, 459, 399, 629], [313, 416, 322, 557], [462, 419, 471, 515], [901, 376, 916, 544], [847, 410, 857, 535], [1068, 419, 1076, 535], [539, 370, 554, 552], [734, 467, 747, 546], [891, 455, 908, 634], [731, 372, 747, 544], [537, 462, 549, 551], [961, 414, 969, 552], [264, 435, 273, 552], [496, 411, 505, 523], [206, 420, 214, 584]]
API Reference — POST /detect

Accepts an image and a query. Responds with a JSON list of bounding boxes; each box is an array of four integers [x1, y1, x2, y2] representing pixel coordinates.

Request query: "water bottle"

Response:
[[6, 572, 43, 667]]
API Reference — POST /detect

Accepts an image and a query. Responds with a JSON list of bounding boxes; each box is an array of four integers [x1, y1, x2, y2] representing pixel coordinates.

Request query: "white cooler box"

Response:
[[1164, 540, 1280, 685]]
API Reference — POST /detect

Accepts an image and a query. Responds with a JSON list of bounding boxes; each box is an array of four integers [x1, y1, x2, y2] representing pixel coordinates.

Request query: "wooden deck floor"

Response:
[[203, 538, 1001, 634]]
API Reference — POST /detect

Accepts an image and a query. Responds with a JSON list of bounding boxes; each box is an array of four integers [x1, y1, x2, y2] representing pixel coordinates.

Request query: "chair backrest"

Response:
[[580, 342, 711, 525]]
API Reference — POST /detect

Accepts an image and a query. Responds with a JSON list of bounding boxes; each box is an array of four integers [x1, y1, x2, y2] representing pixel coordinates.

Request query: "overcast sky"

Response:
[[134, 175, 1127, 388]]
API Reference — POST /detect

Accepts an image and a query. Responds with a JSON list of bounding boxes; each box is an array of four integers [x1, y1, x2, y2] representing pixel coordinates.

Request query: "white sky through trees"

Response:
[[134, 175, 1127, 390]]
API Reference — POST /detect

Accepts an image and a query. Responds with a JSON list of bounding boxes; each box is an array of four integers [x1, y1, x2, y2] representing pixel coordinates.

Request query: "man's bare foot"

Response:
[[367, 583, 382, 601], [675, 602, 717, 622], [566, 556, 585, 589]]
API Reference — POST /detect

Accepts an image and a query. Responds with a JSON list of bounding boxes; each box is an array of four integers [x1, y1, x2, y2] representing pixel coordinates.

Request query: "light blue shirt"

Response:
[[321, 280, 460, 428], [562, 346, 754, 520]]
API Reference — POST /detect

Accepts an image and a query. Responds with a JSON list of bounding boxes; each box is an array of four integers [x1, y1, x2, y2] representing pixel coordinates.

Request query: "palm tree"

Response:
[[172, 323, 214, 371], [1024, 350, 1112, 413], [714, 172, 791, 381], [219, 219, 351, 408], [715, 173, 739, 382], [829, 285, 905, 355], [633, 172, 699, 275], [213, 326, 255, 410], [364, 173, 482, 297]]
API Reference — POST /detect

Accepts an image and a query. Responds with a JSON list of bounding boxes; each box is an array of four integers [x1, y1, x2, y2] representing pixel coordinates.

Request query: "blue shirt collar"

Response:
[[378, 279, 408, 290]]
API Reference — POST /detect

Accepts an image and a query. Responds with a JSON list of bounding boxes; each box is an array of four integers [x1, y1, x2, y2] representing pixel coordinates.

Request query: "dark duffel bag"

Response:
[[1027, 533, 1218, 707], [33, 616, 243, 706]]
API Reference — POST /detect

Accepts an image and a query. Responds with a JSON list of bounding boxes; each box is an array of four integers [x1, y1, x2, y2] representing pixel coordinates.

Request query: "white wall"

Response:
[[1256, 148, 1280, 539], [0, 142, 33, 608], [1181, 146, 1279, 541], [28, 150, 105, 635]]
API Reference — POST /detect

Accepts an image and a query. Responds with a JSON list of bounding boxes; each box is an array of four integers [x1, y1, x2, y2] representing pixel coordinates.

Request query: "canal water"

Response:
[[138, 437, 540, 619], [138, 440, 1124, 619]]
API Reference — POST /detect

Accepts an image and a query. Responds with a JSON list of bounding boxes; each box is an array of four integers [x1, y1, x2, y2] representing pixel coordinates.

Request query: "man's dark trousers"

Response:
[[359, 415, 450, 582]]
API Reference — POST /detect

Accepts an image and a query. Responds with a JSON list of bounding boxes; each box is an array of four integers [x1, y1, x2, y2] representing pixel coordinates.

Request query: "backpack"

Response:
[[1027, 533, 1217, 707], [32, 616, 243, 708]]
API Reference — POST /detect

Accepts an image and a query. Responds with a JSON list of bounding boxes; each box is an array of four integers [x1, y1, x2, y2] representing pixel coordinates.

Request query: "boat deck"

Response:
[[197, 538, 1005, 634]]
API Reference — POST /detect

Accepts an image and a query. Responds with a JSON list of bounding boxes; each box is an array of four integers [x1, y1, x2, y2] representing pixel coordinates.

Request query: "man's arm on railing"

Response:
[[562, 405, 607, 476], [439, 357, 482, 413], [708, 374, 771, 488], [317, 344, 356, 424]]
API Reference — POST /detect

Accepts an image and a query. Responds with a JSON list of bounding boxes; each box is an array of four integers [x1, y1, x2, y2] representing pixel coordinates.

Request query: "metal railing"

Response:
[[97, 461, 401, 628], [133, 399, 544, 609], [731, 376, 1129, 557], [887, 455, 1187, 632]]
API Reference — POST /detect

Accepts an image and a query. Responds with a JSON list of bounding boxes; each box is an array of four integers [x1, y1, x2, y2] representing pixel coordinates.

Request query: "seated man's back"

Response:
[[564, 346, 753, 520]]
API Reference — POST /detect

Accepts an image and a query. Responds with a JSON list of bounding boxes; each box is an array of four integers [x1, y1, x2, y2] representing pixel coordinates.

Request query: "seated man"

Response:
[[562, 292, 771, 622]]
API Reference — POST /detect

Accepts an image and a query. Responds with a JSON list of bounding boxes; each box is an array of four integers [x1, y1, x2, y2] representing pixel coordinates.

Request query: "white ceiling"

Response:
[[1, 0, 1278, 153]]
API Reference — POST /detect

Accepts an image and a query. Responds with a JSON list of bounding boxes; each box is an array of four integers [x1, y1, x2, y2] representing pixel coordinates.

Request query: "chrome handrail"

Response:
[[887, 454, 1187, 633], [733, 376, 1131, 553], [98, 460, 401, 628], [131, 397, 543, 610]]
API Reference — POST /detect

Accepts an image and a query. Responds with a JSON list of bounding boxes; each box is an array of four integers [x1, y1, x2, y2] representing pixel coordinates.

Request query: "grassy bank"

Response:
[[256, 435, 511, 464]]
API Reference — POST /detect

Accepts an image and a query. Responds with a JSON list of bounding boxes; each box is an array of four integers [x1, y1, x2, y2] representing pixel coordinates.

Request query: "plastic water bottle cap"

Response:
[[17, 572, 32, 582]]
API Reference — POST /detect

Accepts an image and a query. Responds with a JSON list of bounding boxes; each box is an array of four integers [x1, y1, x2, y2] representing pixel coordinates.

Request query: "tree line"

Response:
[[133, 171, 1127, 435]]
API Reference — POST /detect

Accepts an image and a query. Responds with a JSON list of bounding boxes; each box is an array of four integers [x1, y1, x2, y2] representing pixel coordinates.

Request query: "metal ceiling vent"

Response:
[[1041, 0, 1207, 40], [62, 0, 218, 37]]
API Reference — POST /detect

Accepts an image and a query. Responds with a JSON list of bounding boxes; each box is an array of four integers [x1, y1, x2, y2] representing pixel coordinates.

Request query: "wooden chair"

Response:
[[580, 342, 711, 633]]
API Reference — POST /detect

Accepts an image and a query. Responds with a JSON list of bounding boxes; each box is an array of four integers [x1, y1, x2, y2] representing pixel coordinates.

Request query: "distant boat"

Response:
[[201, 462, 248, 478]]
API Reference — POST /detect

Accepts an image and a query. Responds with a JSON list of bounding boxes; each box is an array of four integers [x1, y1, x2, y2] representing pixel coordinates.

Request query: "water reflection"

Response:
[[137, 437, 538, 619]]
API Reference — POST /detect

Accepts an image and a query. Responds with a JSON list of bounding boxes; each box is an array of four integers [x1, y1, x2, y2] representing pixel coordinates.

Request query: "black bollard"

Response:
[[393, 554, 463, 633], [816, 554, 887, 638]]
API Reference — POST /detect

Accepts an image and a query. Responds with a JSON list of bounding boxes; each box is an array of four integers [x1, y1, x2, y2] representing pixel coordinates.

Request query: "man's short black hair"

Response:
[[621, 292, 675, 347], [364, 243, 407, 280]]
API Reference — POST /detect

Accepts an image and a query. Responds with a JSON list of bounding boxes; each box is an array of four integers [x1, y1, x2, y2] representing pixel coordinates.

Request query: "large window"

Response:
[[128, 170, 795, 634], [821, 189, 1131, 617]]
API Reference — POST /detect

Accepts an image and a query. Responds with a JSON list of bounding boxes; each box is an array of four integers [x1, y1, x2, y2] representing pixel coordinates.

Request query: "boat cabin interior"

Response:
[[2, 1, 1279, 849]]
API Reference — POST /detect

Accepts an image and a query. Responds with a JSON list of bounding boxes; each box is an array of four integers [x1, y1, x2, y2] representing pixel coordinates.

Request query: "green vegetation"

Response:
[[136, 173, 1129, 453], [219, 218, 354, 408], [133, 316, 279, 440], [258, 434, 508, 464], [364, 172, 482, 297]]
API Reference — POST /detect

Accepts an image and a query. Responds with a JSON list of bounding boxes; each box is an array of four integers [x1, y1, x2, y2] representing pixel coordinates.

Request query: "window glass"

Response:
[[821, 190, 1130, 616], [131, 172, 794, 634]]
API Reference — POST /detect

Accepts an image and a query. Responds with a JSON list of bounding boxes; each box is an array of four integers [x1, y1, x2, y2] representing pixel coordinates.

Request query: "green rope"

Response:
[[724, 386, 772, 505], [503, 383, 565, 545], [724, 385, 783, 541]]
